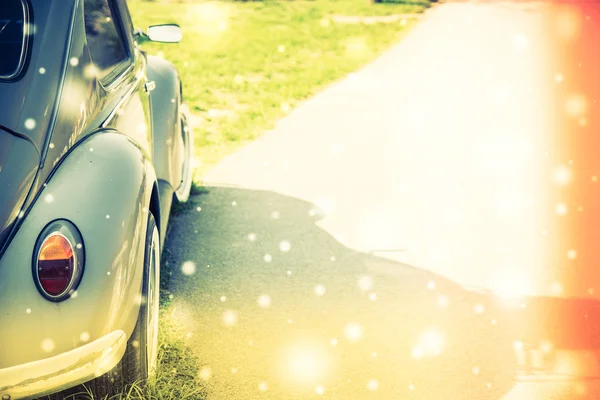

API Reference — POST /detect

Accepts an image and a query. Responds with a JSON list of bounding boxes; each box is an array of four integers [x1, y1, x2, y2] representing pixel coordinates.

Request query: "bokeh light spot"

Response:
[[181, 261, 196, 276], [223, 310, 238, 326], [344, 322, 364, 342]]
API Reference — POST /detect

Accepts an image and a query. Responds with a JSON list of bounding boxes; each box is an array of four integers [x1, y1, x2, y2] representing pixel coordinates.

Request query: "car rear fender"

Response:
[[0, 130, 156, 370], [146, 55, 183, 192]]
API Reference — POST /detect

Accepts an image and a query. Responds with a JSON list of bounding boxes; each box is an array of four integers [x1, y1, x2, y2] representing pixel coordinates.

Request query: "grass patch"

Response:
[[130, 0, 431, 176], [128, 309, 206, 400]]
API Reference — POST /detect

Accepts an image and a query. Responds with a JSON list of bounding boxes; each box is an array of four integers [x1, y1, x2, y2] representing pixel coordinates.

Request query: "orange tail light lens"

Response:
[[33, 220, 84, 301], [37, 234, 74, 296]]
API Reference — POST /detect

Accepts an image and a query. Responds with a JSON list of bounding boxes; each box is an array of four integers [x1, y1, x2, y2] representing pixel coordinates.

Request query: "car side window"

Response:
[[83, 0, 130, 82], [0, 0, 29, 80]]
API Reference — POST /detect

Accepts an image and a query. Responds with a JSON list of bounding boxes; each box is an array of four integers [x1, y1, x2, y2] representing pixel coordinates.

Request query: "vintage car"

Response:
[[0, 0, 194, 398]]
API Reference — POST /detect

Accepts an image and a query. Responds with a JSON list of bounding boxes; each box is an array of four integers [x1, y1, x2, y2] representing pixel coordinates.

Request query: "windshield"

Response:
[[0, 0, 29, 80]]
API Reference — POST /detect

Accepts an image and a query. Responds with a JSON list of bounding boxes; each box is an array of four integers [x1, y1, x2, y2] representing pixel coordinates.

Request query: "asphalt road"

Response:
[[166, 187, 514, 399], [166, 1, 600, 399]]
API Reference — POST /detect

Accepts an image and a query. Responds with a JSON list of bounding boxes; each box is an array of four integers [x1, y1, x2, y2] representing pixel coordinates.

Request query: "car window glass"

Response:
[[84, 0, 128, 81], [0, 0, 28, 79]]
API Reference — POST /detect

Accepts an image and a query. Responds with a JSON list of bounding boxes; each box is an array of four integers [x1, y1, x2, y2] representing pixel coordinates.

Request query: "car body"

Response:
[[0, 0, 194, 398]]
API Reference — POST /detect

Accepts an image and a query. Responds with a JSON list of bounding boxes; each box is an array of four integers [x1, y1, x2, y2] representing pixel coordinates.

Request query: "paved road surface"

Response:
[[166, 1, 600, 399]]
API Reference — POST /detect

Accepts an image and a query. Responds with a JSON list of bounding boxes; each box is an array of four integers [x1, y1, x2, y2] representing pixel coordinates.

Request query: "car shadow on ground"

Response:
[[164, 186, 517, 400]]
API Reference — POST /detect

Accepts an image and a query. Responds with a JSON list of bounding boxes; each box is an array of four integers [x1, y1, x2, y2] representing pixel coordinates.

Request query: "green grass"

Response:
[[130, 0, 430, 176]]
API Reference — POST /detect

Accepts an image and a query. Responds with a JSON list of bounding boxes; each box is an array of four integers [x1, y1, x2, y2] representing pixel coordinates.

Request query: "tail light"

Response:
[[33, 220, 84, 301]]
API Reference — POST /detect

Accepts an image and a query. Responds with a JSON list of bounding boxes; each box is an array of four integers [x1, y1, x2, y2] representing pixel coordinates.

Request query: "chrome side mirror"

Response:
[[146, 24, 182, 43]]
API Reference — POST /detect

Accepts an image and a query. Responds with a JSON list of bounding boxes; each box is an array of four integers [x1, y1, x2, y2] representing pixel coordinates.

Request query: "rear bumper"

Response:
[[0, 330, 126, 400]]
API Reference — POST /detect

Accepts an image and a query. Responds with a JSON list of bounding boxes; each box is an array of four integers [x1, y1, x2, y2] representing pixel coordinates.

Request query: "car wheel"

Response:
[[85, 213, 160, 398], [174, 103, 194, 203]]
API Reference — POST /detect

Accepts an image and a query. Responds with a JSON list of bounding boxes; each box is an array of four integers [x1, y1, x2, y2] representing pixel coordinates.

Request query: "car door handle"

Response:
[[144, 81, 156, 93]]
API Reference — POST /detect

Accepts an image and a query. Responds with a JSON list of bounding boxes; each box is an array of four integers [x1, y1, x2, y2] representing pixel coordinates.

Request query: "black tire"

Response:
[[81, 213, 160, 399]]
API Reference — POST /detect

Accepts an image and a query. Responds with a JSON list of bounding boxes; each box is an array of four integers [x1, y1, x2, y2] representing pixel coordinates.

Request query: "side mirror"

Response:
[[146, 24, 182, 43]]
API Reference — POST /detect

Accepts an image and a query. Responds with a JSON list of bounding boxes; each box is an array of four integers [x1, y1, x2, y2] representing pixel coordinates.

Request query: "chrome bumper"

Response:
[[0, 330, 126, 400]]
